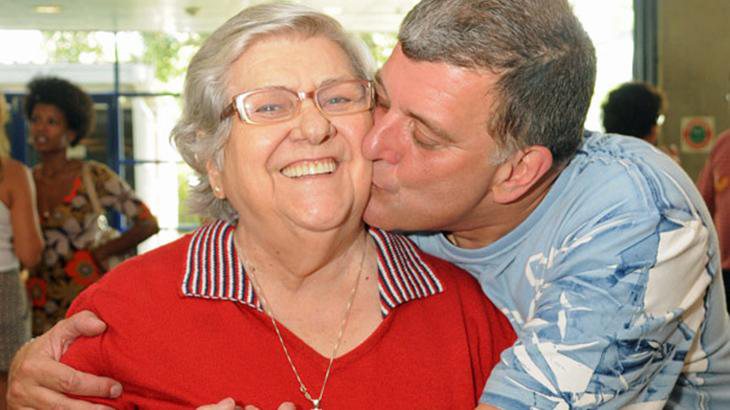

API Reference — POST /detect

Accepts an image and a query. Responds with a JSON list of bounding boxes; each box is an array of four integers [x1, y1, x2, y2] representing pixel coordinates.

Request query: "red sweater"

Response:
[[62, 222, 515, 409]]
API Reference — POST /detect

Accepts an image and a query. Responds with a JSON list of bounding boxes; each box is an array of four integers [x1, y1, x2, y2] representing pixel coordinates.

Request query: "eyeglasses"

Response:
[[220, 79, 373, 125]]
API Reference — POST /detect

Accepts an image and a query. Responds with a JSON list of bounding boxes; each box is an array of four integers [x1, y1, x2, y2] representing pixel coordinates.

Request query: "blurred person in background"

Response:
[[0, 93, 44, 409], [698, 128, 730, 310], [23, 77, 159, 337], [602, 81, 681, 162]]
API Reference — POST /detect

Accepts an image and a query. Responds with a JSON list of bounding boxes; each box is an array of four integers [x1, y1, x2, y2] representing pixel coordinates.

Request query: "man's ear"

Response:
[[491, 145, 553, 204], [206, 160, 226, 199]]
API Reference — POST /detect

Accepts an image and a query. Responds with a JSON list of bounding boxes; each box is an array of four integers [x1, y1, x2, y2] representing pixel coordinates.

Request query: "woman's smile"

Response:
[[32, 135, 50, 145], [281, 158, 337, 178]]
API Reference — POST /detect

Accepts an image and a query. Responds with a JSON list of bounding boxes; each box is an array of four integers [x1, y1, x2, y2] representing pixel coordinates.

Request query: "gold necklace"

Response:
[[240, 238, 368, 410]]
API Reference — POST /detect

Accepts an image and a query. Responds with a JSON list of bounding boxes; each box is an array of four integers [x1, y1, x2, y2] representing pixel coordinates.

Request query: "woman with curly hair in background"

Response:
[[24, 77, 159, 336]]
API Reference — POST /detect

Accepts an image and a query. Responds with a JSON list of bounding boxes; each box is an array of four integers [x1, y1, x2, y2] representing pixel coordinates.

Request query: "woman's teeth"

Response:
[[281, 159, 337, 178]]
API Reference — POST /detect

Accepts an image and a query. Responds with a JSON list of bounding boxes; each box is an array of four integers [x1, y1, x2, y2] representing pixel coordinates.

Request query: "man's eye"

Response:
[[413, 130, 439, 150], [414, 138, 438, 149]]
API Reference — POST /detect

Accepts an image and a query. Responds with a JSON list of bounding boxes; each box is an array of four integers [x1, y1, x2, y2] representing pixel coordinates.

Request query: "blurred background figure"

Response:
[[0, 93, 44, 409], [602, 81, 680, 162], [697, 128, 730, 311], [23, 77, 159, 337]]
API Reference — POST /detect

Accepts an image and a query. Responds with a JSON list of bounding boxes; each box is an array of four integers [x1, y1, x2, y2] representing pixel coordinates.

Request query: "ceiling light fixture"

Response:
[[34, 5, 62, 14]]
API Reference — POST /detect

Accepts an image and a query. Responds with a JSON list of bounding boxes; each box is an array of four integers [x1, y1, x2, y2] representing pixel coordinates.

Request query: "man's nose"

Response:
[[362, 107, 402, 164]]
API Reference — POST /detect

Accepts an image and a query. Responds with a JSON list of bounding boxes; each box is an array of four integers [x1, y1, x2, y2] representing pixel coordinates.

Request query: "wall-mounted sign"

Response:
[[680, 116, 715, 153]]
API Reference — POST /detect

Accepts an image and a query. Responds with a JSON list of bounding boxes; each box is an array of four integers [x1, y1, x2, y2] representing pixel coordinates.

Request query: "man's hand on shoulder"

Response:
[[7, 310, 121, 410], [196, 399, 295, 410], [475, 404, 500, 410], [196, 397, 241, 410]]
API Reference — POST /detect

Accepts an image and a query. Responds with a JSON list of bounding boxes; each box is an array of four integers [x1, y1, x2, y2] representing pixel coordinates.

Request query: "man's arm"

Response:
[[480, 212, 713, 409], [6, 311, 121, 410]]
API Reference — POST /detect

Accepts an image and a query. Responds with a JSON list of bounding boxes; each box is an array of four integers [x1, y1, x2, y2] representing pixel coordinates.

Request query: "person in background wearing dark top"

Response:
[[23, 77, 159, 336], [0, 93, 44, 409], [698, 128, 730, 311], [602, 81, 681, 162]]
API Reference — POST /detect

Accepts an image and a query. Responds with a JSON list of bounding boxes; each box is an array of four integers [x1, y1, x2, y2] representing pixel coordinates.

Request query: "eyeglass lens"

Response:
[[241, 81, 369, 123]]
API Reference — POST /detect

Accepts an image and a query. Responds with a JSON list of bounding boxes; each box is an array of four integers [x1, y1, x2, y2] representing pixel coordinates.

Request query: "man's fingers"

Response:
[[9, 336, 122, 399], [197, 397, 240, 410], [241, 403, 294, 410], [7, 384, 114, 410], [47, 311, 107, 357], [64, 310, 107, 336], [6, 312, 116, 409], [40, 360, 122, 398]]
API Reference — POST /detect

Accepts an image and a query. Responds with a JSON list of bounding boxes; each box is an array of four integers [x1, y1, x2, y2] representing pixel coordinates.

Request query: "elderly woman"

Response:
[[8, 4, 514, 409], [24, 76, 160, 336]]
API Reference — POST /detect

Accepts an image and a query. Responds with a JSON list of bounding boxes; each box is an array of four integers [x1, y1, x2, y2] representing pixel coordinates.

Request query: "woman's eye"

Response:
[[325, 96, 350, 105], [256, 104, 283, 113]]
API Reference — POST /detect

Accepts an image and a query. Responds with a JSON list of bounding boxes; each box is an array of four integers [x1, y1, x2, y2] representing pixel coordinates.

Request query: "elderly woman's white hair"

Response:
[[172, 2, 375, 222]]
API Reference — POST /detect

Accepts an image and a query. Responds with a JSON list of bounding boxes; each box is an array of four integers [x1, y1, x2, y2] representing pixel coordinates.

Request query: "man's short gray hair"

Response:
[[171, 3, 374, 222], [399, 0, 596, 165]]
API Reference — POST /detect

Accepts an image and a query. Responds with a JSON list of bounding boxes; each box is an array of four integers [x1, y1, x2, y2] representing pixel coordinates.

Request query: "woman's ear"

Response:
[[206, 160, 226, 199], [491, 145, 553, 204]]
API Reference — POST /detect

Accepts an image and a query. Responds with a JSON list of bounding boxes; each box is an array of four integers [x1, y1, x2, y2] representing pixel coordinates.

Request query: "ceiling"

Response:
[[0, 0, 420, 33]]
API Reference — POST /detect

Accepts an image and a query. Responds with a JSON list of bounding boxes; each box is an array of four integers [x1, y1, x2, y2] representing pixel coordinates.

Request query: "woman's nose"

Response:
[[293, 103, 333, 145], [30, 120, 45, 133]]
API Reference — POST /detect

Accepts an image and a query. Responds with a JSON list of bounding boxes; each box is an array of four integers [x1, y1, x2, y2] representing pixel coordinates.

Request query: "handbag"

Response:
[[80, 162, 123, 269]]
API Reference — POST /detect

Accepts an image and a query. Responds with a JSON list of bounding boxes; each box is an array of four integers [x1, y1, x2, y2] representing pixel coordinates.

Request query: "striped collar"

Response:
[[181, 220, 444, 317]]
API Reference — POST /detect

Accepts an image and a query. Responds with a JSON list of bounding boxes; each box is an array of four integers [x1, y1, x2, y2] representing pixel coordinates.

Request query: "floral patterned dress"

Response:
[[26, 160, 155, 336]]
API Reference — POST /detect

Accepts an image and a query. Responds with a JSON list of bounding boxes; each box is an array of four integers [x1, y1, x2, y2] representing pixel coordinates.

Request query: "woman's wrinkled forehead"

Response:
[[226, 34, 359, 93]]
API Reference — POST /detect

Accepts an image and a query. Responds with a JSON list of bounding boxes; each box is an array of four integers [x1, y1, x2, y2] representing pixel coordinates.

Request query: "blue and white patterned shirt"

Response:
[[411, 132, 730, 409]]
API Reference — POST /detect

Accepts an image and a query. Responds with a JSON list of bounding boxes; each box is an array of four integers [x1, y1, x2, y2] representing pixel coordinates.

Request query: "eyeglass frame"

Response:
[[219, 79, 374, 125]]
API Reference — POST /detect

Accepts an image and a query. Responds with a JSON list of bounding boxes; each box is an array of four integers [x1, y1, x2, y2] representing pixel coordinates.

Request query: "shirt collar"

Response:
[[181, 220, 444, 317]]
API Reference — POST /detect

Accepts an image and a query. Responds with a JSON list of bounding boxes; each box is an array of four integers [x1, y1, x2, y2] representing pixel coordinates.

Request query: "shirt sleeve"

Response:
[[89, 161, 156, 225], [60, 286, 131, 409], [479, 210, 713, 409]]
